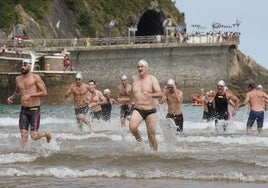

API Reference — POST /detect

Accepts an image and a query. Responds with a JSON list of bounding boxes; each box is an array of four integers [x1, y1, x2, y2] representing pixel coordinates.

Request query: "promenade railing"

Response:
[[0, 33, 240, 51]]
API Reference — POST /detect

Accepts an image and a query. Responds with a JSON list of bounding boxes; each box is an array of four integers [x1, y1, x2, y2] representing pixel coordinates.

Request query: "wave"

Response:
[[0, 166, 267, 183]]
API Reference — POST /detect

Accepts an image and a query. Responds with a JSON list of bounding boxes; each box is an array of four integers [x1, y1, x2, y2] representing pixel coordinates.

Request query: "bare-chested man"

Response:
[[7, 59, 52, 148], [65, 73, 92, 131], [117, 74, 132, 127], [129, 59, 163, 152], [87, 80, 106, 121], [239, 83, 268, 136], [160, 79, 184, 132]]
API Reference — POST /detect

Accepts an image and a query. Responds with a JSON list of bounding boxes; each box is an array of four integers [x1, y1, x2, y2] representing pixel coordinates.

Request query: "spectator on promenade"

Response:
[[85, 36, 91, 47], [63, 55, 74, 71]]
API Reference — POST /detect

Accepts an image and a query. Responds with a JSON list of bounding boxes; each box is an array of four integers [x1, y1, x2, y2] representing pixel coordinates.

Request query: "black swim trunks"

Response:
[[19, 106, 41, 131], [120, 104, 130, 118], [166, 113, 184, 132], [75, 106, 89, 115], [134, 108, 157, 120]]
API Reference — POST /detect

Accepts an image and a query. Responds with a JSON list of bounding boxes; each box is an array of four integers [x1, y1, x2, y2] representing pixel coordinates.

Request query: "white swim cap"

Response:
[[103, 88, 110, 94], [137, 59, 149, 67], [167, 79, 175, 85], [75, 72, 82, 79], [257, 85, 263, 89], [22, 59, 32, 65], [121, 74, 128, 80], [217, 80, 225, 86]]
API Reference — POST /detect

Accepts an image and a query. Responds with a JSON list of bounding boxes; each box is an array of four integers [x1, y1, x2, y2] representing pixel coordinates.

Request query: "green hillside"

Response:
[[0, 0, 185, 38]]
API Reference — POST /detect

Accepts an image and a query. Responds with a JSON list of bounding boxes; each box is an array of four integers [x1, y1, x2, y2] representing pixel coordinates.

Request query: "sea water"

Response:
[[0, 104, 267, 187]]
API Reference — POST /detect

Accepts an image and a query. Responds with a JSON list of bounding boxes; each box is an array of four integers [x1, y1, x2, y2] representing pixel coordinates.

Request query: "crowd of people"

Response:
[[7, 58, 268, 152]]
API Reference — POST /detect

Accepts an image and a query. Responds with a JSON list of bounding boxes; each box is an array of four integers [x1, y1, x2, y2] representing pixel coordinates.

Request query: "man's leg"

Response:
[[246, 125, 252, 133], [145, 113, 158, 151], [129, 110, 143, 151], [20, 129, 28, 148], [30, 130, 51, 143]]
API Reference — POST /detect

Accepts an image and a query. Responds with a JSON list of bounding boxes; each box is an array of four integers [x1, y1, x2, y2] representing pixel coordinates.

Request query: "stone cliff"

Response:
[[229, 49, 268, 98]]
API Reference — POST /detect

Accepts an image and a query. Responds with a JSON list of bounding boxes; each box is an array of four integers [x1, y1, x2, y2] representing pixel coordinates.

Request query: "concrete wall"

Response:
[[0, 72, 76, 104], [0, 44, 233, 104], [70, 44, 231, 101]]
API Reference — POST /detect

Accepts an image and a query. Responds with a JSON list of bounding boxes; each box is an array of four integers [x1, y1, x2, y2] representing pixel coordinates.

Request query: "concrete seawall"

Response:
[[0, 43, 235, 104], [70, 44, 233, 101]]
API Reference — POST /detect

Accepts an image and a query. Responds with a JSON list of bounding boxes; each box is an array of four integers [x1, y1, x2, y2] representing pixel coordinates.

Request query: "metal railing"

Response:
[[0, 34, 240, 51]]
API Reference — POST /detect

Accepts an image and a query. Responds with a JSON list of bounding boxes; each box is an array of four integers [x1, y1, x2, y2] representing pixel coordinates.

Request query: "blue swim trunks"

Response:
[[247, 110, 264, 128]]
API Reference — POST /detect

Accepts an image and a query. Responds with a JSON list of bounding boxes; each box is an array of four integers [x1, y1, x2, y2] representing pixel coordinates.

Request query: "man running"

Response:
[[129, 59, 163, 152], [7, 59, 52, 148], [65, 73, 92, 131], [160, 79, 184, 132], [117, 74, 132, 127]]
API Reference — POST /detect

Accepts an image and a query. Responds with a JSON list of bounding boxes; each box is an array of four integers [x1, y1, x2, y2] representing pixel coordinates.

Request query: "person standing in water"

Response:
[[214, 80, 239, 131], [160, 79, 184, 132], [129, 59, 163, 152], [101, 88, 118, 122], [87, 80, 107, 121], [239, 83, 268, 136], [7, 59, 52, 148], [117, 74, 132, 127], [65, 73, 93, 131]]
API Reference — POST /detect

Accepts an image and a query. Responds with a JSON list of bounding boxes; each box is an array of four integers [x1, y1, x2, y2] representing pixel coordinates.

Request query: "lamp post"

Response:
[[128, 26, 137, 44]]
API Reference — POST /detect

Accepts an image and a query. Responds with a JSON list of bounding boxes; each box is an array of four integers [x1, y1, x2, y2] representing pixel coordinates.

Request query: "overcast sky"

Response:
[[175, 0, 268, 69]]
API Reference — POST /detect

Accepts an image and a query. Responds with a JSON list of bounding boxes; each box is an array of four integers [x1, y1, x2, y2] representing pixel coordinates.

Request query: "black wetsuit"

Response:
[[101, 98, 112, 121], [207, 101, 215, 122], [214, 92, 229, 130]]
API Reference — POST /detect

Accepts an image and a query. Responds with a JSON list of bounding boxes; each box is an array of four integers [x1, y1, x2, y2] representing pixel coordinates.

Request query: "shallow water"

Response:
[[0, 104, 267, 187]]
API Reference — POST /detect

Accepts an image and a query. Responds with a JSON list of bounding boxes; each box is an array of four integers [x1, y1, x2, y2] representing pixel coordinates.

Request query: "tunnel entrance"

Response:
[[136, 9, 166, 36]]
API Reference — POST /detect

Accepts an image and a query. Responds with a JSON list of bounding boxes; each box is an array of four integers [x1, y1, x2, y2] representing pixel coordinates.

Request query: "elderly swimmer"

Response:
[[129, 59, 163, 152]]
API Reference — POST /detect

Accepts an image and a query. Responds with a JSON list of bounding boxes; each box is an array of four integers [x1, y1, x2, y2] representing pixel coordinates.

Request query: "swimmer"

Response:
[[160, 79, 184, 132], [129, 59, 163, 152], [117, 74, 132, 127], [7, 59, 52, 148], [65, 73, 93, 131]]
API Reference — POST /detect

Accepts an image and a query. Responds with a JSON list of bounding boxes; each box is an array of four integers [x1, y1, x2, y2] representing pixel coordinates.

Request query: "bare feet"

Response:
[[45, 131, 52, 143], [134, 141, 142, 152], [86, 122, 93, 131]]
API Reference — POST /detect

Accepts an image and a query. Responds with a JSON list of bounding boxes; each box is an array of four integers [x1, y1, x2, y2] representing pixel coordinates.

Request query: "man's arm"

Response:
[[98, 91, 107, 105], [65, 85, 73, 98], [7, 80, 20, 104], [33, 74, 47, 97], [239, 92, 249, 108], [150, 76, 163, 98], [159, 87, 167, 104]]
